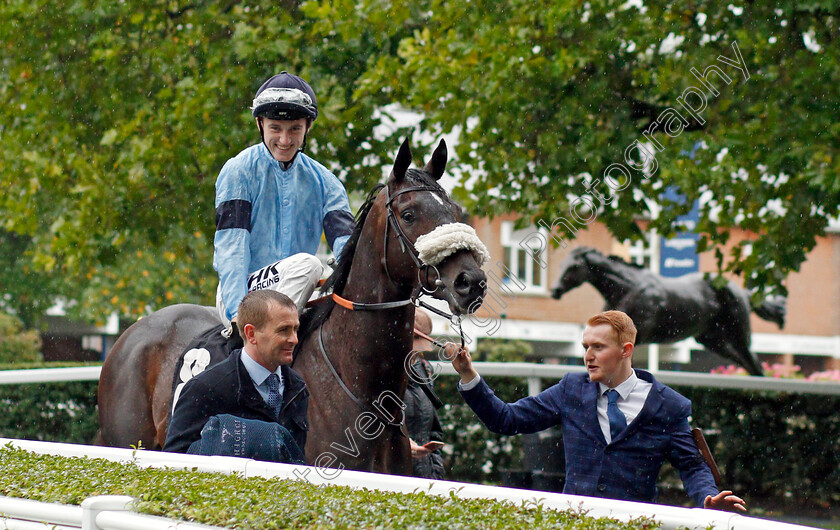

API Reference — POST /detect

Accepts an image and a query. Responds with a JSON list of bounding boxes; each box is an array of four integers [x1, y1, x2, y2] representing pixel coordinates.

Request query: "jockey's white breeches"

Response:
[[216, 253, 324, 328]]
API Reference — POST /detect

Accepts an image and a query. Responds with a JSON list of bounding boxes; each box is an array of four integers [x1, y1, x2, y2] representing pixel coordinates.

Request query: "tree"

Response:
[[337, 0, 838, 299], [0, 312, 42, 364], [1, 1, 837, 326], [0, 0, 413, 325]]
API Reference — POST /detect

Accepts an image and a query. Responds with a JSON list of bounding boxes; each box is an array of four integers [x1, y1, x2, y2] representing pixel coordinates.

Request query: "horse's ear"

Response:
[[393, 138, 412, 182], [424, 139, 448, 181]]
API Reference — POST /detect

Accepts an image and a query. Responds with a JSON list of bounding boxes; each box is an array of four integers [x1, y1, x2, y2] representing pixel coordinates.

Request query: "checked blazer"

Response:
[[460, 369, 718, 506]]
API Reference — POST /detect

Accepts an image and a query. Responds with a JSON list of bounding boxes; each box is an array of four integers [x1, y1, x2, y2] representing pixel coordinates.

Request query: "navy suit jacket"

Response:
[[164, 350, 309, 454], [460, 369, 717, 506]]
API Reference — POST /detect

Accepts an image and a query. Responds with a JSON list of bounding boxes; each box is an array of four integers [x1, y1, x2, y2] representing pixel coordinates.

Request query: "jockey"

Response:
[[213, 72, 355, 340]]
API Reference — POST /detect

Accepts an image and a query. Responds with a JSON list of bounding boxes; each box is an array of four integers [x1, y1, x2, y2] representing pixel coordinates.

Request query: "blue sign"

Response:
[[659, 187, 699, 278]]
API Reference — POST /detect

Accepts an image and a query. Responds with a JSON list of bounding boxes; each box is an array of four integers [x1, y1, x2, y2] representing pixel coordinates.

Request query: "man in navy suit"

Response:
[[165, 290, 308, 461], [450, 310, 746, 511]]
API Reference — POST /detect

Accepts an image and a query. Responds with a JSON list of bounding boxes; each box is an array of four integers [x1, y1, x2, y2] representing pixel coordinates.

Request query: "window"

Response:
[[500, 221, 548, 293], [623, 231, 658, 271]]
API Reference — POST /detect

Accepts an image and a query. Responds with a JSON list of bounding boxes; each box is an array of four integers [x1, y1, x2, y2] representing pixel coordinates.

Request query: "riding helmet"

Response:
[[251, 72, 318, 121]]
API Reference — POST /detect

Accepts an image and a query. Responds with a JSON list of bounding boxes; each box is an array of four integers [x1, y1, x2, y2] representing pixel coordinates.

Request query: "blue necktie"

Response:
[[266, 373, 283, 418], [606, 389, 626, 442]]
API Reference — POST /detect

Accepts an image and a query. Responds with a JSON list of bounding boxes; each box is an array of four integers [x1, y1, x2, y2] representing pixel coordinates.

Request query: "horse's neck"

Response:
[[325, 235, 415, 398], [586, 258, 637, 304]]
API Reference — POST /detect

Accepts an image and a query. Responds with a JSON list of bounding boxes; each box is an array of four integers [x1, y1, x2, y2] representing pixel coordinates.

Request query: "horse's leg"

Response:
[[293, 340, 339, 465], [149, 342, 181, 448], [714, 288, 763, 375], [385, 430, 412, 476], [99, 305, 220, 449], [697, 326, 762, 376]]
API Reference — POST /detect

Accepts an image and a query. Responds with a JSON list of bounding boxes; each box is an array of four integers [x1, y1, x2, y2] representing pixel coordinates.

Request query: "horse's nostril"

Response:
[[455, 270, 486, 296]]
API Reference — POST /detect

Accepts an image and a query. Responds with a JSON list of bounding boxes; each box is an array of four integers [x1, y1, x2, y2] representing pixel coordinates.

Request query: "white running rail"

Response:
[[3, 363, 839, 395], [0, 494, 223, 530], [0, 438, 812, 530]]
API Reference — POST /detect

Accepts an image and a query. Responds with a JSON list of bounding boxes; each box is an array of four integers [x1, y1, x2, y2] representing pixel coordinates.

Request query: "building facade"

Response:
[[427, 214, 840, 375]]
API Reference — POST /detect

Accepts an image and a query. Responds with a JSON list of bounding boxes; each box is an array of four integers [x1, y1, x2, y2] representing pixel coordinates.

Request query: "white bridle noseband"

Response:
[[414, 223, 490, 268]]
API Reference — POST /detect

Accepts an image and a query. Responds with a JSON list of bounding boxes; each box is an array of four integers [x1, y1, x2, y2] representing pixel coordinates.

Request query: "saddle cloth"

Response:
[[169, 324, 236, 417]]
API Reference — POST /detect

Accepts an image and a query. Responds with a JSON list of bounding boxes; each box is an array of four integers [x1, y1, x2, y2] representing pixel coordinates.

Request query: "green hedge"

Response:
[[675, 386, 840, 517], [0, 445, 660, 530], [0, 313, 42, 364], [2, 366, 839, 520], [0, 380, 99, 444], [438, 376, 840, 520]]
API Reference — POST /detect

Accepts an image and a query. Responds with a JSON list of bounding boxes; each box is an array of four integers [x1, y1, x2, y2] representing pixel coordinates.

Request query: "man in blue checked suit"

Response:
[[450, 310, 746, 511]]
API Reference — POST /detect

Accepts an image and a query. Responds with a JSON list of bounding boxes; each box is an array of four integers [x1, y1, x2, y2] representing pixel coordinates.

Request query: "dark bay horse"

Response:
[[98, 139, 487, 475], [551, 247, 786, 375]]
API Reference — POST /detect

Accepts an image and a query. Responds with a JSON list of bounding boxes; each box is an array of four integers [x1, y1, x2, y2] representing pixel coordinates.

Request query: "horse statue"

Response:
[[550, 247, 786, 375], [98, 138, 488, 475]]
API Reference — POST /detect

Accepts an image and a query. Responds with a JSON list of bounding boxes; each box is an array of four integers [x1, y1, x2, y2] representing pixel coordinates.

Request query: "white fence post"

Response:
[[527, 376, 541, 396], [81, 496, 133, 530]]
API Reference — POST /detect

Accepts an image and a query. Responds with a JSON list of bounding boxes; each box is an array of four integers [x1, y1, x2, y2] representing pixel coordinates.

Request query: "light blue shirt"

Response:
[[213, 144, 354, 321], [240, 348, 284, 405], [597, 371, 652, 443]]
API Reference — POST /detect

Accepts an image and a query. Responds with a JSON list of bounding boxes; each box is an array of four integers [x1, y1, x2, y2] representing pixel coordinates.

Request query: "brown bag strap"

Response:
[[691, 427, 721, 487]]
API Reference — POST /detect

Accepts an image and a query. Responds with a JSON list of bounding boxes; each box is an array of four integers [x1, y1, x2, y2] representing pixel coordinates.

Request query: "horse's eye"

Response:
[[401, 211, 415, 223]]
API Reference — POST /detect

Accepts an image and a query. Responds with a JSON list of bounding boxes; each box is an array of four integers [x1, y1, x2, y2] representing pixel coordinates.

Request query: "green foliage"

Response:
[[0, 312, 42, 364], [0, 380, 98, 444], [315, 0, 840, 300], [1, 2, 837, 324], [0, 0, 404, 325], [472, 338, 532, 363], [437, 369, 840, 517], [437, 375, 526, 484], [678, 386, 840, 517], [434, 339, 531, 483], [0, 445, 659, 529], [3, 370, 840, 518]]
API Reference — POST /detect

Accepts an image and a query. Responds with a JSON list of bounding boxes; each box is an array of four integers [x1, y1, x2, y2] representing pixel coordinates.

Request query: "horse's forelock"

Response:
[[298, 171, 457, 346], [403, 168, 456, 209]]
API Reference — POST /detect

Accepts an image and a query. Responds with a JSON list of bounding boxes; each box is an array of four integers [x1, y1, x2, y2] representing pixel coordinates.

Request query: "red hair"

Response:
[[586, 310, 637, 346]]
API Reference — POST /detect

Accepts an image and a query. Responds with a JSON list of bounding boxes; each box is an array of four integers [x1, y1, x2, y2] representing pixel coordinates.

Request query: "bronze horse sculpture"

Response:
[[98, 139, 487, 474], [551, 247, 786, 375]]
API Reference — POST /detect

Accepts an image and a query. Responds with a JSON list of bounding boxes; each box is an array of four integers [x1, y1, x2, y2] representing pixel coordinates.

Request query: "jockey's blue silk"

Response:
[[213, 143, 354, 321]]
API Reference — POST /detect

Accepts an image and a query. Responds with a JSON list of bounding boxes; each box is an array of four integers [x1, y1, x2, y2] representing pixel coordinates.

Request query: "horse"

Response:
[[98, 138, 488, 475], [550, 247, 786, 375]]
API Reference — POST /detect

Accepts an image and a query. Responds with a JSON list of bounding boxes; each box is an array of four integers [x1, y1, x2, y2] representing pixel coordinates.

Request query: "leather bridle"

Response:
[[311, 182, 467, 429]]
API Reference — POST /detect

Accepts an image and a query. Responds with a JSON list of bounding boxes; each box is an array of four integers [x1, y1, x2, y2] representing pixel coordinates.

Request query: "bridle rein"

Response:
[[311, 182, 466, 431]]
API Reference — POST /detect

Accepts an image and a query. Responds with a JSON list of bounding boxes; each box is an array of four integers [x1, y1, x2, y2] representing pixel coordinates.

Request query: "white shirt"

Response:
[[598, 371, 652, 444], [459, 374, 482, 391], [240, 348, 284, 405]]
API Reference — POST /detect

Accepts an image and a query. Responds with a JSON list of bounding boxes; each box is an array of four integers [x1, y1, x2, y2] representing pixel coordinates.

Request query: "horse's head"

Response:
[[550, 247, 598, 299], [380, 138, 488, 315]]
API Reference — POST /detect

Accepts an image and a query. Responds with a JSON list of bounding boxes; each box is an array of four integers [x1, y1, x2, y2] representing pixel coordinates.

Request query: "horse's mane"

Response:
[[297, 168, 454, 348], [607, 254, 645, 269], [298, 183, 384, 343]]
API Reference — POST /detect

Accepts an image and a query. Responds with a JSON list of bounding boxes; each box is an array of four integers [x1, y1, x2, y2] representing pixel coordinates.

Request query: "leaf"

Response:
[[100, 129, 119, 146]]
